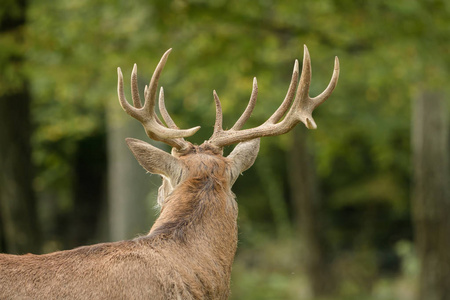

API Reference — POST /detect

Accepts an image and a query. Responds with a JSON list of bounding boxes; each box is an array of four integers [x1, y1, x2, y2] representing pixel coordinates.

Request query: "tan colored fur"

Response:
[[0, 143, 244, 300]]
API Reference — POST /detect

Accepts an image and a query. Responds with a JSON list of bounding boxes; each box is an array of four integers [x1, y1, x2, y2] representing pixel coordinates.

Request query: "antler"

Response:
[[208, 45, 339, 148], [117, 49, 200, 150]]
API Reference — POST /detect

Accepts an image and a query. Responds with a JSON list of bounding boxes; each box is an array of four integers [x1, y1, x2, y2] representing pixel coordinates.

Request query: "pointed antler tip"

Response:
[[182, 126, 202, 137], [303, 46, 311, 59], [334, 56, 340, 69], [158, 49, 172, 63], [306, 118, 317, 130], [185, 126, 202, 137]]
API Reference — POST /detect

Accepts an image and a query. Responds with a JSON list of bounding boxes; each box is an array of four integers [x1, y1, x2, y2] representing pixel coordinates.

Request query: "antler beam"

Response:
[[208, 45, 340, 148]]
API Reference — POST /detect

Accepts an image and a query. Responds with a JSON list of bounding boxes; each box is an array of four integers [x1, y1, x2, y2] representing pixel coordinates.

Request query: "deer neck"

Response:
[[148, 170, 239, 268]]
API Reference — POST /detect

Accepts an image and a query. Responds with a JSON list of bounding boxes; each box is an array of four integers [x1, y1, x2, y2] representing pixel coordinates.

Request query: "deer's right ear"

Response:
[[126, 138, 183, 179], [227, 139, 261, 185]]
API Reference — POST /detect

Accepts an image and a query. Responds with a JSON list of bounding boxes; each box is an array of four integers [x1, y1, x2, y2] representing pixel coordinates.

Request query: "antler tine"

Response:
[[311, 56, 340, 106], [159, 87, 179, 129], [266, 59, 299, 124], [283, 45, 314, 128], [288, 45, 339, 130], [143, 49, 172, 115], [131, 64, 142, 108], [212, 90, 223, 137], [297, 45, 312, 105], [146, 84, 165, 126], [117, 67, 141, 121], [207, 45, 339, 148], [230, 77, 258, 131], [117, 50, 201, 150]]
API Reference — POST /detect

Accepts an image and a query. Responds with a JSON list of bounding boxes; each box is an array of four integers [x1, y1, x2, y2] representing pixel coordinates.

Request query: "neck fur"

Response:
[[148, 153, 238, 268]]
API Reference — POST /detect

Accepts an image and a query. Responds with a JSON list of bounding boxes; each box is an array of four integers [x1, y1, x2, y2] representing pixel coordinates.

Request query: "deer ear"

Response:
[[126, 138, 183, 179], [227, 139, 260, 184]]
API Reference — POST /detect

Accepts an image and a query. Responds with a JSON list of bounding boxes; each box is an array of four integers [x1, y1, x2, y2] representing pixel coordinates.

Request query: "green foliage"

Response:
[[0, 0, 27, 96], [1, 0, 448, 297], [231, 237, 307, 300]]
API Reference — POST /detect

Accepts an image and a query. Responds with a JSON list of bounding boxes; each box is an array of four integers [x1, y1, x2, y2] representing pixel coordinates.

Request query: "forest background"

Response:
[[0, 0, 449, 299]]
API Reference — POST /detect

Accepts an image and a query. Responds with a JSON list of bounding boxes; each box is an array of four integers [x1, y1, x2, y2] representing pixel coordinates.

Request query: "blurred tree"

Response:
[[25, 0, 163, 246], [0, 0, 41, 254], [289, 126, 334, 297], [107, 102, 161, 241], [412, 92, 449, 300], [69, 134, 107, 247]]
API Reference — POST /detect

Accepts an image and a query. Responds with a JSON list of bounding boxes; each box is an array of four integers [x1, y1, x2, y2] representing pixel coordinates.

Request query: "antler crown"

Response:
[[117, 46, 339, 150]]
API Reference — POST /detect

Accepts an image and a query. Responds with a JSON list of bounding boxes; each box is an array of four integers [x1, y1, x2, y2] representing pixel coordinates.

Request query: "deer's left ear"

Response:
[[126, 138, 183, 181], [227, 139, 260, 185]]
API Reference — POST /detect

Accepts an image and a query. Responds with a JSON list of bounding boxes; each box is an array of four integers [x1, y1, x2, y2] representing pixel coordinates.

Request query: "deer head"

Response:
[[117, 46, 339, 209]]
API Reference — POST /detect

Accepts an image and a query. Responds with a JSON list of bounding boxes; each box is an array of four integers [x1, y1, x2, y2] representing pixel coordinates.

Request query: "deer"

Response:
[[0, 45, 339, 299]]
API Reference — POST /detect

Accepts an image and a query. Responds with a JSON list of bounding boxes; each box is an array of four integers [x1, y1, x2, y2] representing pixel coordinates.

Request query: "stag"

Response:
[[0, 46, 339, 299]]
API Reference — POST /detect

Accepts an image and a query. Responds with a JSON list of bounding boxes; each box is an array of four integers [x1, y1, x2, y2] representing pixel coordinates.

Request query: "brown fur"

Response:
[[0, 143, 242, 300]]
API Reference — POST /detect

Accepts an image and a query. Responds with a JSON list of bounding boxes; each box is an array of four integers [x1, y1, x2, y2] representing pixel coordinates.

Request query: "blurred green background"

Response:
[[1, 0, 449, 299]]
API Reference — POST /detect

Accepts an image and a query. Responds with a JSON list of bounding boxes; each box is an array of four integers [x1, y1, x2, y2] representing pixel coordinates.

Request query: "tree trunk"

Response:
[[412, 91, 450, 300], [68, 134, 107, 248], [255, 154, 291, 238], [288, 127, 333, 297], [106, 102, 160, 241], [0, 0, 41, 254]]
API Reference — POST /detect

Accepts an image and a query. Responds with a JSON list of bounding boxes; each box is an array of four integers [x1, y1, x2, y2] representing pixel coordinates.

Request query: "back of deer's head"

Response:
[[117, 46, 339, 208]]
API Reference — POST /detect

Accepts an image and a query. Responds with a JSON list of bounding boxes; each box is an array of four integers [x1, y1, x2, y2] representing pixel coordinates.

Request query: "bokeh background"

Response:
[[1, 0, 449, 299]]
